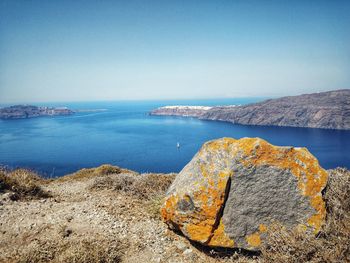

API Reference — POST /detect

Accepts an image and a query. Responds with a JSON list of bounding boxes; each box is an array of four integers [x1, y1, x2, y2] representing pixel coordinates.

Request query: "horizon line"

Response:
[[0, 96, 273, 106], [1, 88, 349, 106]]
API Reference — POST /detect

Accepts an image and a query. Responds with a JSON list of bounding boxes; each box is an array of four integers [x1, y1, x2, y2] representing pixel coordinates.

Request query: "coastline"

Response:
[[150, 89, 350, 130]]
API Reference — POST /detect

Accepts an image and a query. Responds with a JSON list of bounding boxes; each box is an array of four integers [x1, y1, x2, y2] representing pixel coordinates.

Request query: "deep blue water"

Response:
[[0, 98, 349, 177]]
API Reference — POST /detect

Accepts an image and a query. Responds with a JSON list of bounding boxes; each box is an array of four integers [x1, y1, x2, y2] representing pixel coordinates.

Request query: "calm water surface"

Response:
[[0, 99, 349, 177]]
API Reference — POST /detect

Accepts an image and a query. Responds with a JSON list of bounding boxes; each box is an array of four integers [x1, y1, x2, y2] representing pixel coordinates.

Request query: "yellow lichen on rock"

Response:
[[183, 171, 230, 242], [161, 137, 328, 250], [161, 195, 180, 225], [245, 224, 269, 248], [207, 219, 234, 247], [246, 232, 261, 247], [259, 224, 267, 232], [161, 138, 234, 244], [185, 221, 214, 243], [235, 138, 328, 233]]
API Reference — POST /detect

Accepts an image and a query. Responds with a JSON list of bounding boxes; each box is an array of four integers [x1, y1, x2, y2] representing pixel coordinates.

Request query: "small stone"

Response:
[[183, 248, 193, 256], [1, 193, 11, 201], [8, 192, 19, 201], [62, 228, 73, 238], [174, 240, 187, 252]]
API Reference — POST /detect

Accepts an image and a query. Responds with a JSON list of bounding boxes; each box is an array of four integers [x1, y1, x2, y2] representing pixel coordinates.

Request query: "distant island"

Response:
[[150, 89, 350, 130], [0, 105, 74, 120]]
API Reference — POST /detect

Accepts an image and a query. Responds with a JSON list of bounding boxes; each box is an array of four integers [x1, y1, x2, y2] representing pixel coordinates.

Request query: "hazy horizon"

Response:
[[0, 96, 271, 107], [1, 90, 348, 106], [1, 0, 349, 103]]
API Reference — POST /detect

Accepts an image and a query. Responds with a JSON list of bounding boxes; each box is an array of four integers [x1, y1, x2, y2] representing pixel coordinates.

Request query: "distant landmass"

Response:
[[0, 105, 74, 119], [150, 89, 350, 130]]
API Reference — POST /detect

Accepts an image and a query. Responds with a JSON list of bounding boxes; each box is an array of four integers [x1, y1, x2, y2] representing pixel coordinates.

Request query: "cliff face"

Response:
[[150, 89, 350, 130], [0, 105, 74, 119]]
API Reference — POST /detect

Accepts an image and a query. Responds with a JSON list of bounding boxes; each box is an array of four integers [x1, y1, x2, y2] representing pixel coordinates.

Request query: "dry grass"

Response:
[[17, 237, 123, 263], [90, 172, 176, 200], [0, 168, 50, 200], [90, 172, 176, 220], [261, 168, 350, 263], [146, 194, 165, 219], [56, 164, 132, 182]]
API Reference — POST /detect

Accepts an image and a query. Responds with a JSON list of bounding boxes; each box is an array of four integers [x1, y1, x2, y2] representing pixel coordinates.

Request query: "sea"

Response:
[[0, 98, 349, 177]]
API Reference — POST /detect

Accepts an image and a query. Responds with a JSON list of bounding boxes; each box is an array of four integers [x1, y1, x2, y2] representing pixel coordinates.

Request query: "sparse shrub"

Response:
[[132, 173, 176, 199], [90, 172, 176, 200], [95, 164, 122, 175], [146, 194, 165, 219], [57, 164, 128, 182], [18, 237, 123, 263], [0, 168, 50, 200], [323, 168, 350, 228]]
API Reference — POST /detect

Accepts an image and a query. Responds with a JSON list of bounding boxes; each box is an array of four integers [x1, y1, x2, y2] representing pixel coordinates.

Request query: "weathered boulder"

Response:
[[161, 137, 328, 250]]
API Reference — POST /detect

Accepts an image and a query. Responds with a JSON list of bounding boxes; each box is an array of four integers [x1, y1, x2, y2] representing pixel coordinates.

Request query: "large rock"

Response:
[[161, 137, 328, 250]]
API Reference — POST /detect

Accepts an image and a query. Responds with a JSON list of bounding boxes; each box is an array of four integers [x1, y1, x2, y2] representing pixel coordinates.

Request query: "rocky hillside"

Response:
[[0, 157, 349, 262], [0, 105, 74, 119], [150, 89, 350, 130]]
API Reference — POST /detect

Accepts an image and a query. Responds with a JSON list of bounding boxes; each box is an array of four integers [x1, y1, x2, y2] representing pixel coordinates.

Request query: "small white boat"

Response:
[[177, 142, 180, 148]]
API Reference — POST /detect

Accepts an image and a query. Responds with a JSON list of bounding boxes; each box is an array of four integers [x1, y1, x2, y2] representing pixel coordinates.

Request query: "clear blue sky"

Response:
[[0, 0, 349, 103]]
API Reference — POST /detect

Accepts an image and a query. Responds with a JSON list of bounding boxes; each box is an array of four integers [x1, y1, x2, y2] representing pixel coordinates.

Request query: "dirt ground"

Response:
[[0, 168, 258, 263], [0, 166, 349, 263]]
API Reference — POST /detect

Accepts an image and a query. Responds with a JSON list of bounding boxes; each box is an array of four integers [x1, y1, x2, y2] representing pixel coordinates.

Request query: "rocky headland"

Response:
[[0, 105, 74, 120], [150, 89, 350, 130], [0, 137, 349, 262]]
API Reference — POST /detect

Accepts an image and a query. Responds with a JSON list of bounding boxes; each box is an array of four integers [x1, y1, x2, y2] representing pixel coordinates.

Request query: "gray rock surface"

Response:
[[161, 137, 328, 250], [222, 164, 314, 248]]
